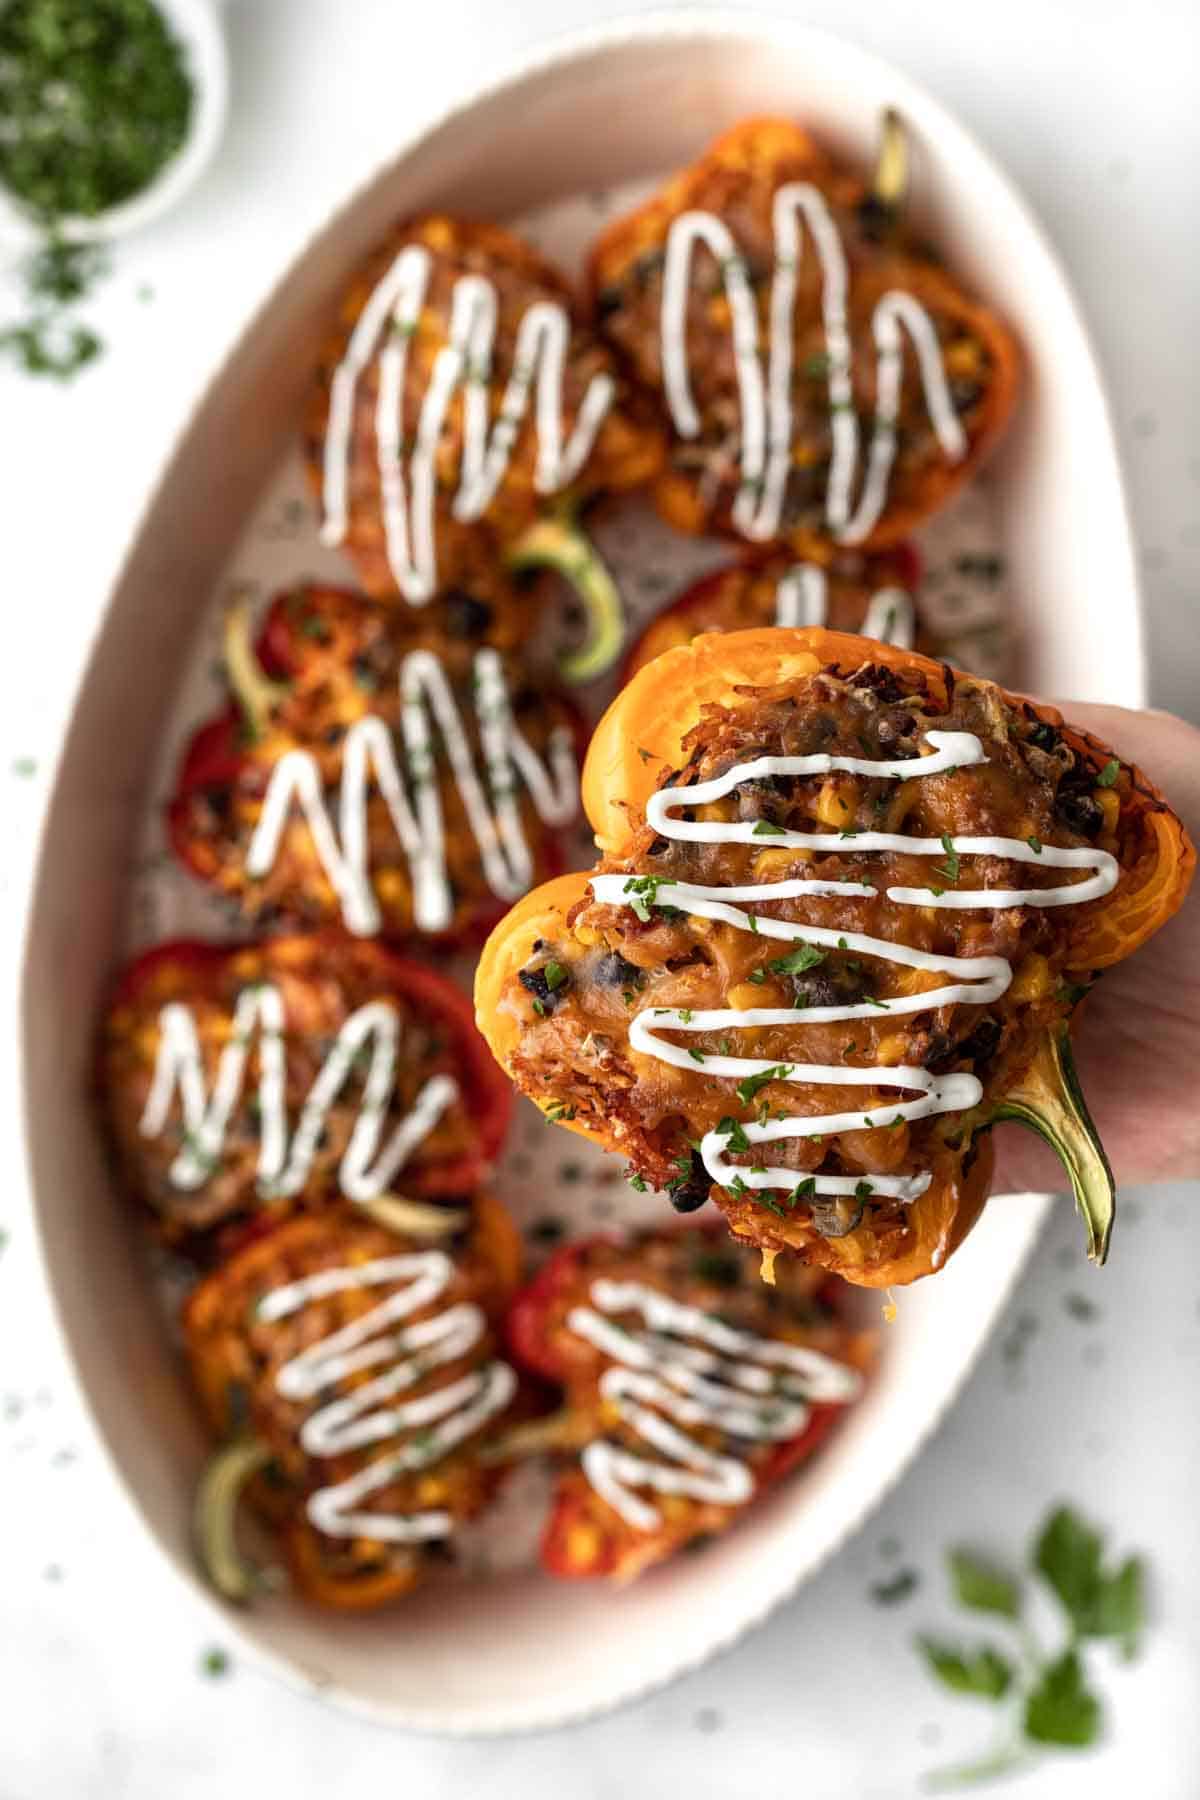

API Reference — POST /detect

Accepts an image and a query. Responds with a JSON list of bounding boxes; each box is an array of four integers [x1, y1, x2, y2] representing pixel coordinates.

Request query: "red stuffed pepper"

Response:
[[167, 584, 585, 946], [102, 933, 513, 1240], [186, 1198, 524, 1610], [505, 1227, 872, 1583]]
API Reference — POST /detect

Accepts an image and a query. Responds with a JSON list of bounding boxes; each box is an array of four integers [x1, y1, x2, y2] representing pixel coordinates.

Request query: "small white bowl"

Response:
[[0, 0, 228, 249]]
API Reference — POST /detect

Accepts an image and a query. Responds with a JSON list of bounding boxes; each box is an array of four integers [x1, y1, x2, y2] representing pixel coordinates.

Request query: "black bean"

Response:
[[668, 1152, 710, 1214], [793, 963, 874, 1009], [855, 194, 896, 244], [596, 285, 624, 320], [929, 1017, 1003, 1075], [1028, 721, 1060, 753], [594, 951, 640, 989], [1055, 779, 1103, 838], [442, 589, 494, 639], [951, 378, 983, 413], [519, 965, 567, 1014], [847, 664, 908, 704]]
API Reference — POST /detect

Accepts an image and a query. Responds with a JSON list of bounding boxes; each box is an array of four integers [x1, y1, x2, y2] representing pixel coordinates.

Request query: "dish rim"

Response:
[[17, 4, 1142, 1734]]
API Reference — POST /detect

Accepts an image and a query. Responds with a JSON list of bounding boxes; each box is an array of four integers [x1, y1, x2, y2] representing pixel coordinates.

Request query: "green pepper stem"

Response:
[[507, 511, 625, 683], [193, 1438, 275, 1606], [872, 107, 909, 217], [478, 1408, 587, 1465], [223, 588, 288, 740], [355, 1194, 468, 1239], [993, 1024, 1115, 1265]]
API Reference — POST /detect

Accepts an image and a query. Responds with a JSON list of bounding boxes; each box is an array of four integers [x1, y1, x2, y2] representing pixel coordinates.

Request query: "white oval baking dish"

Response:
[[19, 9, 1142, 1735]]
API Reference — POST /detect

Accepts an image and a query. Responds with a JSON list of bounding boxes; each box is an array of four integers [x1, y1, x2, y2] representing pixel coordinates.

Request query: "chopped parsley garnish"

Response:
[[913, 1502, 1146, 1788], [748, 968, 767, 984], [531, 998, 546, 1018], [789, 1176, 817, 1204], [687, 1048, 706, 1064], [769, 944, 825, 976], [718, 1117, 751, 1152], [752, 819, 785, 836], [934, 833, 961, 882], [1096, 759, 1120, 788], [623, 874, 672, 922], [543, 960, 568, 991], [626, 1171, 648, 1192], [735, 1065, 794, 1105], [1027, 835, 1043, 855], [543, 1102, 575, 1124], [677, 1008, 693, 1023], [854, 1180, 874, 1201]]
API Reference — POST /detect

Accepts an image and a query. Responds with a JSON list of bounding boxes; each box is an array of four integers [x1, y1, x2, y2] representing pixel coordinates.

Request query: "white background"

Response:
[[2, 2, 1198, 1795]]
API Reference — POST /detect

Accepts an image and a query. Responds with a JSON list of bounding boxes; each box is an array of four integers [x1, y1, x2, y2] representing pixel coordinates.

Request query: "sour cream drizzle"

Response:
[[774, 561, 914, 649], [661, 183, 968, 546], [590, 731, 1118, 1200], [320, 243, 615, 601], [139, 982, 458, 1202], [245, 647, 578, 938], [566, 1277, 860, 1531], [259, 1250, 515, 1542]]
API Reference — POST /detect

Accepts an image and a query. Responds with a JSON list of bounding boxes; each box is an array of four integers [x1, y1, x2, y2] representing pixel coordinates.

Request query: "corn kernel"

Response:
[[752, 846, 797, 878], [875, 1031, 909, 1066], [816, 778, 857, 829], [727, 982, 766, 1011], [1009, 952, 1052, 1001], [374, 868, 409, 907], [1096, 788, 1120, 832], [566, 1521, 602, 1565]]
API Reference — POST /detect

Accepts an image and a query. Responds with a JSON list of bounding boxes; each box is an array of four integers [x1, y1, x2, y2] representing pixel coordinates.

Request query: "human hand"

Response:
[[995, 702, 1200, 1193]]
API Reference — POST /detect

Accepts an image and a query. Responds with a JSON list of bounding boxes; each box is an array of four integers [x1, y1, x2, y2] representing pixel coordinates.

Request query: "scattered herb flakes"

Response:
[[1026, 835, 1043, 855], [200, 1646, 231, 1679], [934, 834, 961, 883], [769, 944, 825, 976], [1023, 1650, 1100, 1748], [918, 1639, 1013, 1700], [735, 1065, 793, 1105], [1095, 759, 1120, 789], [948, 1549, 1021, 1620], [1034, 1506, 1144, 1654], [871, 1567, 920, 1606], [718, 1116, 751, 1153], [751, 819, 785, 836], [10, 757, 37, 779], [543, 960, 568, 991], [915, 1503, 1146, 1788]]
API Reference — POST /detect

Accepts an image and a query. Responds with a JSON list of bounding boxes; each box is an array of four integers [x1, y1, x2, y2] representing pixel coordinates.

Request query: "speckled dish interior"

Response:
[[20, 11, 1141, 1733]]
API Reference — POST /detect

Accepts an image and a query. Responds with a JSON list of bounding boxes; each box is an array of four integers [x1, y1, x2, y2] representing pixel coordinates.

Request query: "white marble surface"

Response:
[[2, 2, 1198, 1795]]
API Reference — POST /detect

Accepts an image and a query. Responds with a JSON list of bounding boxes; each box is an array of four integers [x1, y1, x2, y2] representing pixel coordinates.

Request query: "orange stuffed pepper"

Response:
[[309, 213, 665, 678], [104, 933, 512, 1241], [475, 628, 1193, 1287], [588, 117, 1019, 559], [185, 1199, 522, 1609]]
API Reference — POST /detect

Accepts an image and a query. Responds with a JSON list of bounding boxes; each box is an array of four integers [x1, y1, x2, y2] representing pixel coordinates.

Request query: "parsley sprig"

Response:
[[915, 1503, 1145, 1788]]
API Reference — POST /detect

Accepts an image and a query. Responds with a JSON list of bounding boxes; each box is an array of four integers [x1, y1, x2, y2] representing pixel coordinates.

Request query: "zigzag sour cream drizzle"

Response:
[[140, 982, 458, 1201], [590, 731, 1118, 1202], [661, 183, 967, 546], [258, 1251, 516, 1542], [774, 562, 914, 648], [320, 244, 615, 601], [566, 1278, 861, 1530], [244, 647, 579, 938]]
